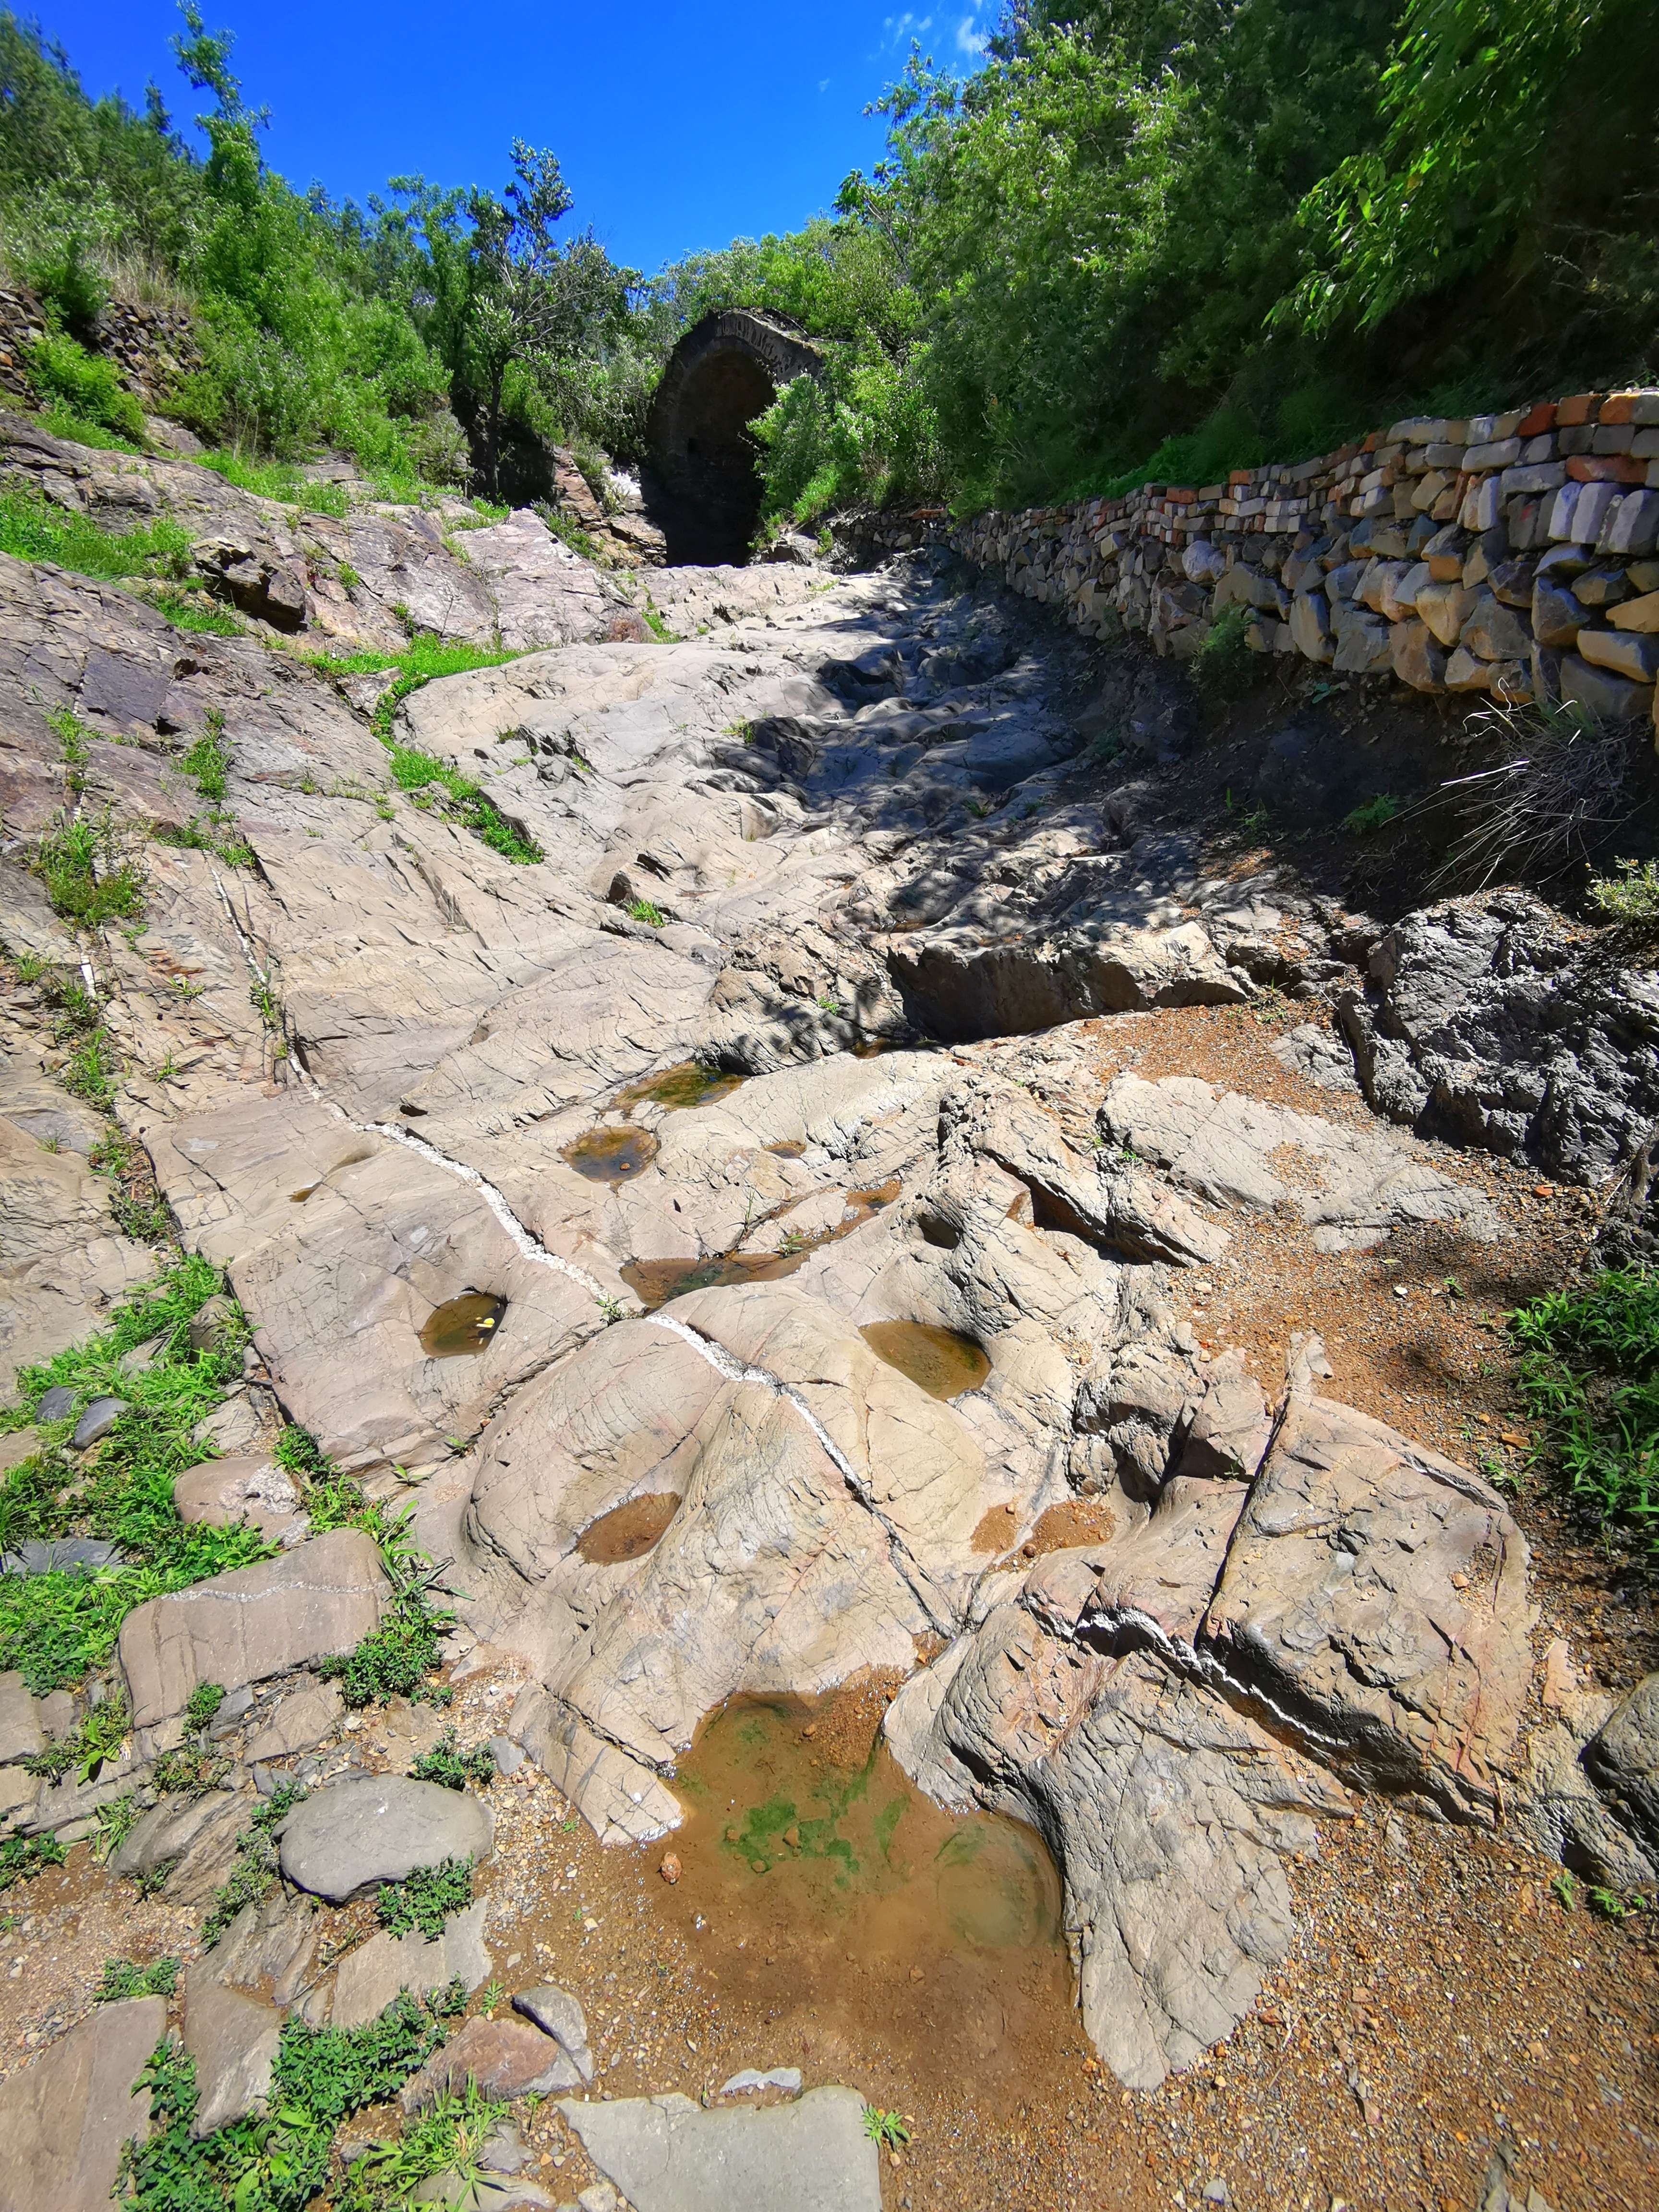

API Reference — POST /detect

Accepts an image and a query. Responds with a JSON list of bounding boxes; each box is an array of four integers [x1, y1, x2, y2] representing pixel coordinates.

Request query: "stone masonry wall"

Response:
[[950, 388, 1659, 740], [0, 283, 201, 411]]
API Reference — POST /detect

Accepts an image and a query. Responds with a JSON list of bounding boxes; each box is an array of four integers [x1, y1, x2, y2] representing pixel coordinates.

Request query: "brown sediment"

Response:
[[563, 1126, 659, 1183], [418, 1291, 507, 1357], [613, 1060, 745, 1116], [860, 1319, 990, 1400], [577, 1491, 682, 1564]]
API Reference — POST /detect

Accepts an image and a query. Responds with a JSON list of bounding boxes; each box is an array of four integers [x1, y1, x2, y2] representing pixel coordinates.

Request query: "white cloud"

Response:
[[954, 10, 988, 53], [819, 76, 831, 91], [881, 11, 934, 47]]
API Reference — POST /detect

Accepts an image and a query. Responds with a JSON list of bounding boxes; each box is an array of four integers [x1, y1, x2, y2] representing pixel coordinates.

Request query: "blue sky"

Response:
[[37, 1, 998, 276]]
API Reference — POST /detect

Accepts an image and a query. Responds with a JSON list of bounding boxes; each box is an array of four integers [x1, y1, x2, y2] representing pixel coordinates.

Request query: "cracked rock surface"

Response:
[[3, 423, 1651, 2163]]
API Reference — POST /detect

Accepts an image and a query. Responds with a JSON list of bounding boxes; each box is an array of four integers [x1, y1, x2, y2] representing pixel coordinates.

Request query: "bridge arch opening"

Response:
[[645, 311, 823, 566]]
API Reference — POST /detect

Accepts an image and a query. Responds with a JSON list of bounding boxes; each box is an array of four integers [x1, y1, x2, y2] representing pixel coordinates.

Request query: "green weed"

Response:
[[92, 1791, 141, 1864], [1510, 1268, 1659, 1557], [153, 1740, 232, 1796], [153, 811, 255, 867], [0, 1833, 66, 1893], [862, 2107, 913, 2150], [144, 585, 245, 637], [0, 487, 190, 585], [409, 1729, 495, 1792], [27, 332, 146, 442], [0, 1257, 268, 1691], [32, 809, 145, 926], [625, 896, 666, 927], [199, 451, 348, 517], [180, 725, 230, 803], [25, 1690, 130, 1783], [186, 1681, 226, 1731], [1343, 793, 1403, 835], [1588, 857, 1659, 931], [377, 1858, 474, 1942], [1190, 603, 1262, 703], [96, 1955, 179, 2002], [200, 1782, 308, 1946]]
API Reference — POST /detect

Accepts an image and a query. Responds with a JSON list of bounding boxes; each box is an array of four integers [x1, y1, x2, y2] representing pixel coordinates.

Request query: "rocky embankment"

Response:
[[0, 417, 1655, 2207]]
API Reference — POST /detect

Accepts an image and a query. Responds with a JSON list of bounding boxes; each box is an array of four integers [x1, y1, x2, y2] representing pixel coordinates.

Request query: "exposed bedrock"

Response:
[[5, 438, 1653, 2108]]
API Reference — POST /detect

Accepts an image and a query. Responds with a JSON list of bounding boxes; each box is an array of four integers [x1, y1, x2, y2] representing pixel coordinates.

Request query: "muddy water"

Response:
[[647, 1683, 1075, 2105], [578, 1491, 681, 1563], [623, 1182, 902, 1310], [614, 1061, 745, 1115], [419, 1291, 507, 1357], [860, 1320, 990, 1400], [563, 1126, 659, 1183]]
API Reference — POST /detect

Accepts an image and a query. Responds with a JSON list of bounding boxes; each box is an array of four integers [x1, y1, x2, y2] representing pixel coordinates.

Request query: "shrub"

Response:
[[1588, 858, 1659, 929], [26, 331, 144, 441], [96, 1956, 179, 2002], [1190, 604, 1262, 703]]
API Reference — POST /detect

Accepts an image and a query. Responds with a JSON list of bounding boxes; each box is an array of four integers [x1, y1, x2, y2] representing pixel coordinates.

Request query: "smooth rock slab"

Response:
[[558, 2086, 880, 2212], [401, 2016, 578, 2110], [276, 1774, 493, 1901], [326, 1900, 491, 2030], [1200, 1390, 1534, 1817], [183, 1965, 282, 2134], [0, 1995, 164, 2211], [0, 1669, 43, 1764], [118, 1528, 387, 1726], [243, 1682, 344, 1763]]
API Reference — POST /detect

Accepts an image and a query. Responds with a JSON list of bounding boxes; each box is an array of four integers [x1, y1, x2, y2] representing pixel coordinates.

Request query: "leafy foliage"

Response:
[[376, 1855, 474, 1941], [200, 1780, 306, 1944], [409, 1728, 495, 1792], [24, 1689, 130, 1781], [1588, 858, 1659, 931], [117, 1984, 468, 2212], [0, 1832, 66, 1892], [0, 1256, 269, 1691], [96, 1955, 180, 2001], [1511, 1268, 1659, 1556], [31, 808, 146, 926]]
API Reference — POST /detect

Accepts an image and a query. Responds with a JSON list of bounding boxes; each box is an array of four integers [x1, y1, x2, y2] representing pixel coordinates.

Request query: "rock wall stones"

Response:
[[0, 282, 200, 410], [951, 388, 1659, 739]]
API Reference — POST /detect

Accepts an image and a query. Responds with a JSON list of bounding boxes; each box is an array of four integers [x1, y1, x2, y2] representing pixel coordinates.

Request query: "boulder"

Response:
[[1584, 1672, 1659, 1854], [1171, 1349, 1272, 1481], [183, 1967, 282, 2134], [0, 1669, 43, 1764], [118, 1529, 388, 1726], [109, 1788, 249, 1898], [173, 1455, 308, 1543], [276, 1774, 493, 1901], [71, 1395, 128, 1449], [559, 2086, 881, 2212], [1560, 652, 1652, 722], [400, 2015, 577, 2111], [1389, 616, 1445, 692], [886, 1623, 1347, 2090], [1201, 1391, 1533, 1817], [1097, 1072, 1500, 1250], [0, 1996, 164, 2211]]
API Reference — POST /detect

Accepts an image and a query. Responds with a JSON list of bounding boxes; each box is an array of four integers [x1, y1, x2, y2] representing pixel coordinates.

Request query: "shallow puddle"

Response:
[[623, 1251, 805, 1307], [419, 1291, 507, 1357], [646, 1683, 1073, 2101], [614, 1061, 745, 1116], [622, 1181, 901, 1310], [563, 1126, 659, 1183], [578, 1491, 681, 1563], [860, 1319, 990, 1400]]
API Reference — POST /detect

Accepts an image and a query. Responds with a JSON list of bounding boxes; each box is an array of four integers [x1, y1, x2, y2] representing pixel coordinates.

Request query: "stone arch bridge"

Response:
[[645, 309, 823, 565]]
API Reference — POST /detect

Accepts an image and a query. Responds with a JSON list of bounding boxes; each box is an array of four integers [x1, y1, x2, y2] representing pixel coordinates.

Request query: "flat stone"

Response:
[[243, 1682, 343, 1763], [327, 1899, 491, 2030], [0, 1669, 43, 1764], [183, 1965, 282, 2134], [1, 1536, 125, 1575], [401, 2016, 577, 2111], [174, 1455, 308, 1543], [276, 1773, 493, 1901], [36, 1384, 75, 1422], [0, 1995, 165, 2211], [71, 1395, 129, 1449], [511, 1983, 593, 2081], [719, 2068, 803, 2096], [559, 2086, 881, 2212], [118, 1528, 388, 1726], [109, 1789, 250, 1905]]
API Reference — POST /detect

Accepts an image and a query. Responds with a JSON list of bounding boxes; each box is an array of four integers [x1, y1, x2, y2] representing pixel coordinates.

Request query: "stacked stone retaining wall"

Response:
[[0, 283, 200, 411], [950, 389, 1659, 738]]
